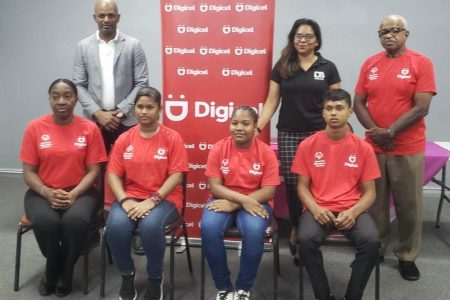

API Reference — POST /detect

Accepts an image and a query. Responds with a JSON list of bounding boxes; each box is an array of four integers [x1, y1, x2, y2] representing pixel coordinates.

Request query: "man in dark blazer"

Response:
[[73, 0, 149, 151]]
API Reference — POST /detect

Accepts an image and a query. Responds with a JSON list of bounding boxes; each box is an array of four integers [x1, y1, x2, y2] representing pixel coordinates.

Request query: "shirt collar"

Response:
[[96, 30, 119, 43]]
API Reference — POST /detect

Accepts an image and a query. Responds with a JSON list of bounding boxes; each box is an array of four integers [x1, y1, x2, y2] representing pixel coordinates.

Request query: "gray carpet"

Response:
[[1, 173, 449, 300]]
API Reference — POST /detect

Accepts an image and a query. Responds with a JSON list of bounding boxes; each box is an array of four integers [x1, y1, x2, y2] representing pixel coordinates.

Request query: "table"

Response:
[[271, 141, 450, 222], [430, 142, 450, 227]]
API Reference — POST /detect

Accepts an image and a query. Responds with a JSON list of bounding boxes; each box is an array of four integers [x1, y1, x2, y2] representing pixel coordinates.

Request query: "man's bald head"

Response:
[[380, 15, 408, 30], [93, 0, 120, 42]]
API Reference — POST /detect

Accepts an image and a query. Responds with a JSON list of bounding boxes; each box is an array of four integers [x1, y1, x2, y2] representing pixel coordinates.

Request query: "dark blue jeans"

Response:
[[106, 200, 178, 279], [201, 199, 272, 291]]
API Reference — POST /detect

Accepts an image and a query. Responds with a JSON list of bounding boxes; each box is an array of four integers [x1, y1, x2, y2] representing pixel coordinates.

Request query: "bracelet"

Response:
[[256, 127, 262, 134], [149, 192, 162, 206], [40, 185, 48, 196], [119, 197, 132, 206]]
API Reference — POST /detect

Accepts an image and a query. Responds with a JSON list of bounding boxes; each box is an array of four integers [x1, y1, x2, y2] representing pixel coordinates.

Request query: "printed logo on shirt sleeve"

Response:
[[74, 135, 87, 148], [344, 154, 359, 168], [154, 148, 168, 160], [123, 145, 134, 160], [220, 159, 230, 174], [313, 152, 326, 167], [39, 134, 52, 149], [249, 162, 263, 176]]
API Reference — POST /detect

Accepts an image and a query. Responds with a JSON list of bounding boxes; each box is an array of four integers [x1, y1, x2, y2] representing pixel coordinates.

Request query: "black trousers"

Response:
[[101, 123, 133, 153], [24, 188, 99, 287], [298, 211, 379, 300]]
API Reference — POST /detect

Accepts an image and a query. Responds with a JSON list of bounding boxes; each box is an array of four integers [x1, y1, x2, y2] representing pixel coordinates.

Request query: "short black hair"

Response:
[[231, 105, 258, 124], [48, 78, 77, 97], [323, 88, 351, 107], [134, 87, 161, 106]]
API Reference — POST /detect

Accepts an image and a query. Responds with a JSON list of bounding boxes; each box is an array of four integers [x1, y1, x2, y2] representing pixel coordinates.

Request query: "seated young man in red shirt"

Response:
[[291, 88, 381, 300]]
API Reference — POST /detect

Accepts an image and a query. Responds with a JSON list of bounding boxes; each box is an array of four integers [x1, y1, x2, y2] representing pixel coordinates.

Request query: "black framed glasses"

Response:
[[294, 33, 315, 41], [378, 27, 408, 38]]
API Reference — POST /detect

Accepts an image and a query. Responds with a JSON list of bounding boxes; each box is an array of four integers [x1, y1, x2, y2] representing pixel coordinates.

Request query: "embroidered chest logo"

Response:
[[313, 152, 326, 167], [220, 159, 230, 175], [314, 71, 325, 81], [397, 67, 411, 79], [39, 134, 52, 149], [368, 67, 378, 81], [154, 148, 168, 160], [123, 145, 134, 160], [249, 162, 263, 176], [344, 154, 359, 168], [74, 135, 87, 148]]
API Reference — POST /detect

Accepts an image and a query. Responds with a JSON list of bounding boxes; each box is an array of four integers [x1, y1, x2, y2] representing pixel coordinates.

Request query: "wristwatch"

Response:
[[387, 128, 395, 138]]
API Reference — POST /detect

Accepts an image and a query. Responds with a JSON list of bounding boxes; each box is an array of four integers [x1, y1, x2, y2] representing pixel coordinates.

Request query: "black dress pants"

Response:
[[24, 188, 99, 287], [298, 210, 379, 300]]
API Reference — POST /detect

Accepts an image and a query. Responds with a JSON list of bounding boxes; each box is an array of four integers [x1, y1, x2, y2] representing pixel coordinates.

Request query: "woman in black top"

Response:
[[257, 18, 341, 261]]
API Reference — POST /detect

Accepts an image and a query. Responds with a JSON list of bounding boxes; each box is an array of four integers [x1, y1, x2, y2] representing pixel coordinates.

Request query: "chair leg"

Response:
[[183, 223, 193, 272], [375, 258, 380, 300], [200, 245, 206, 300], [272, 232, 278, 300], [435, 165, 448, 228], [169, 233, 175, 300], [83, 249, 89, 295], [14, 227, 24, 292], [299, 259, 303, 300], [100, 228, 106, 298]]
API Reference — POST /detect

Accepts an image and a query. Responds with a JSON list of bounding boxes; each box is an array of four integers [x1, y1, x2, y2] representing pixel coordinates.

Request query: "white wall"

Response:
[[1, 0, 449, 171]]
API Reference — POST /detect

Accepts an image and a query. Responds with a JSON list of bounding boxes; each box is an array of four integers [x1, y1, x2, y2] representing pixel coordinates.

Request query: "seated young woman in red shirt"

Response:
[[201, 105, 280, 300], [105, 87, 188, 300], [19, 78, 107, 297]]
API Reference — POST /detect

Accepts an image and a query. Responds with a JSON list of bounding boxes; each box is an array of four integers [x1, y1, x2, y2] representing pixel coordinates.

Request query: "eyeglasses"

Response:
[[294, 33, 315, 41], [378, 27, 408, 38]]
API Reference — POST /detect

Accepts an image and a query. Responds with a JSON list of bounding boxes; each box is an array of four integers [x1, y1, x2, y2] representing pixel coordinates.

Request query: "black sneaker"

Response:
[[144, 277, 163, 300], [119, 273, 137, 300]]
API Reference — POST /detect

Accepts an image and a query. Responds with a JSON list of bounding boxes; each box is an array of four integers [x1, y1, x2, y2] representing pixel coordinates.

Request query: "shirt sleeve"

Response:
[[86, 125, 108, 165], [291, 143, 309, 177], [205, 142, 223, 179], [269, 61, 282, 84], [416, 56, 437, 94], [260, 147, 280, 186], [19, 124, 39, 166], [360, 144, 381, 182], [355, 60, 369, 96], [167, 132, 189, 174], [107, 135, 126, 177], [327, 61, 341, 86]]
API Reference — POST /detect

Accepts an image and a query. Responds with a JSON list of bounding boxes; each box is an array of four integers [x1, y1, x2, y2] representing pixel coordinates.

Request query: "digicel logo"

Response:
[[200, 4, 232, 12], [164, 46, 196, 55], [221, 68, 253, 77], [199, 47, 231, 56], [164, 3, 196, 12], [176, 67, 209, 76], [222, 25, 254, 34], [164, 95, 264, 123], [235, 3, 268, 12], [234, 47, 267, 56], [177, 25, 209, 34]]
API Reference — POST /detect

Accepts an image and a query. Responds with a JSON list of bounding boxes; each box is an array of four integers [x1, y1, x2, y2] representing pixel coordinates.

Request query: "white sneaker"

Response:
[[216, 290, 234, 300], [234, 290, 251, 300]]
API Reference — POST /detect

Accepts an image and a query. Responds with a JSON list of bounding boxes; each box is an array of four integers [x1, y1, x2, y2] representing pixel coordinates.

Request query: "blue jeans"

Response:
[[201, 199, 272, 291], [106, 200, 179, 279]]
